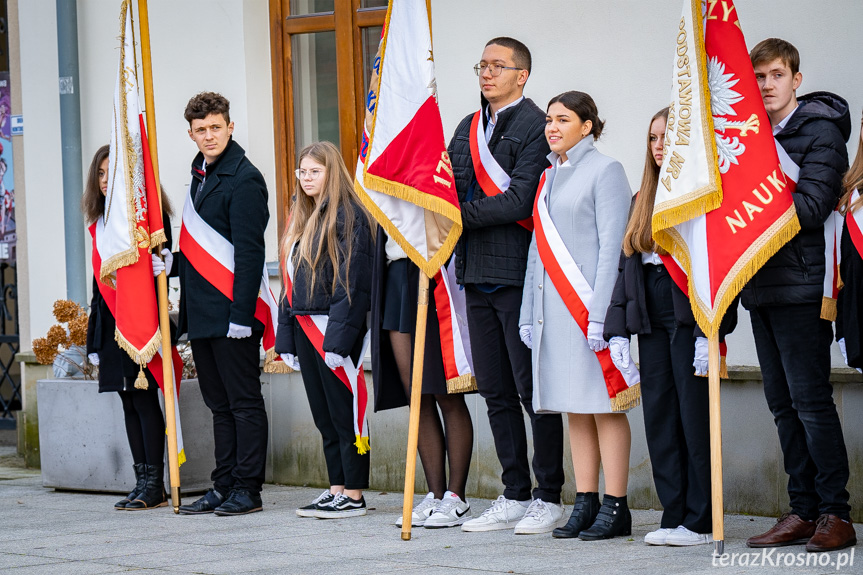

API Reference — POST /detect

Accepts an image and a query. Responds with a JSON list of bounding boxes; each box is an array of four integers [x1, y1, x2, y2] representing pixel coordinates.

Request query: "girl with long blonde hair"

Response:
[[275, 141, 376, 518]]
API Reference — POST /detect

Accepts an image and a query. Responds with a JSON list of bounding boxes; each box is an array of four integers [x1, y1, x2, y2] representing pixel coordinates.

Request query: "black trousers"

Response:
[[295, 323, 370, 490], [465, 285, 564, 503], [639, 264, 711, 533], [750, 303, 851, 520], [119, 389, 165, 466], [192, 334, 268, 496]]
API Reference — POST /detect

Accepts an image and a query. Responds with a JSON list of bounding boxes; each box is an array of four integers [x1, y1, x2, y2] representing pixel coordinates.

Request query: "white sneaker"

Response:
[[462, 495, 529, 532], [425, 491, 471, 528], [644, 527, 676, 545], [665, 525, 713, 546], [514, 499, 566, 535], [395, 492, 440, 527]]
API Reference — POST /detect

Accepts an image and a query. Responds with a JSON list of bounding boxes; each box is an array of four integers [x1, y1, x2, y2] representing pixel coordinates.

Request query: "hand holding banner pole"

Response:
[[137, 0, 181, 513], [709, 334, 724, 556]]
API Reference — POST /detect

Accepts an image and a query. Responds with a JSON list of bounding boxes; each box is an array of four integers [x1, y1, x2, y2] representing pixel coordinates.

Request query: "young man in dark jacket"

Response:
[[449, 37, 565, 534], [176, 92, 270, 516], [743, 39, 855, 552]]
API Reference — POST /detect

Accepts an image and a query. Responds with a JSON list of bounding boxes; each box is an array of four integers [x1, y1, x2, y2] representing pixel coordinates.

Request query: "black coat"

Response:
[[274, 200, 374, 360], [178, 139, 269, 340], [448, 96, 550, 286], [86, 212, 174, 393], [836, 221, 863, 368], [604, 252, 738, 341], [742, 92, 851, 309]]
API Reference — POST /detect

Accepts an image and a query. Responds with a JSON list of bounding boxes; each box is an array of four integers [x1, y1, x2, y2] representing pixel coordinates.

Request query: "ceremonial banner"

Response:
[[653, 0, 800, 336], [97, 0, 167, 366], [355, 0, 461, 279]]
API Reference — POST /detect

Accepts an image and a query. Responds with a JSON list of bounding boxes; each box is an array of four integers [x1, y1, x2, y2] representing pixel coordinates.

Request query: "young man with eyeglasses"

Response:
[[175, 92, 271, 516], [448, 37, 565, 534]]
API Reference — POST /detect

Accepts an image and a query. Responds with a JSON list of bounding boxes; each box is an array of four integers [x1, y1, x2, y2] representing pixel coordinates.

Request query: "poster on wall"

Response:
[[0, 71, 14, 264]]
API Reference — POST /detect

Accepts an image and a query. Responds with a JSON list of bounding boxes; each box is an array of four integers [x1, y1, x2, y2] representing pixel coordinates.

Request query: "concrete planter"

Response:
[[36, 378, 214, 494]]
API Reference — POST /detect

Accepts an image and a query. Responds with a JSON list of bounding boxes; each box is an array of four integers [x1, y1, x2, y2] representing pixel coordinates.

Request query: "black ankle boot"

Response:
[[115, 463, 147, 510], [125, 464, 167, 510], [552, 492, 600, 538], [578, 494, 631, 540]]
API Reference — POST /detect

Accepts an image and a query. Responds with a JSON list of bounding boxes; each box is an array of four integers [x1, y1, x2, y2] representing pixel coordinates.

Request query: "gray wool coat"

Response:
[[519, 137, 631, 414]]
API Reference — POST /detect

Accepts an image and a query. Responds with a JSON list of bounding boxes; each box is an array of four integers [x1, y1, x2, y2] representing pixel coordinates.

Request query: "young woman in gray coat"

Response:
[[519, 91, 634, 540]]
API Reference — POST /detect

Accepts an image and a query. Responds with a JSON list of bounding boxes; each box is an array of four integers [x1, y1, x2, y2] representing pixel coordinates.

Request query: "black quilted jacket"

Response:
[[742, 92, 851, 308], [448, 96, 550, 286]]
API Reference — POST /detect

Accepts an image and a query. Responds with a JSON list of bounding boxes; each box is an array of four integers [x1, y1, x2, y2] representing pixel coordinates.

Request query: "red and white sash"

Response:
[[90, 223, 187, 465], [178, 192, 284, 372], [285, 245, 370, 454], [433, 261, 475, 392], [533, 170, 640, 412], [846, 189, 863, 261], [775, 140, 843, 320], [469, 111, 533, 232]]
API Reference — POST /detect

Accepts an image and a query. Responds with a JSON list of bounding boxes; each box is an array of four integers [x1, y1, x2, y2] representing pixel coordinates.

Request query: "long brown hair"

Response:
[[82, 145, 173, 224], [622, 107, 669, 256], [281, 141, 375, 299], [840, 113, 863, 215]]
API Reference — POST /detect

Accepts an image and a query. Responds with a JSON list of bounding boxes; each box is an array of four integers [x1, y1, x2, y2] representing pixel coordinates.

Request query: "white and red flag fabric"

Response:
[[356, 0, 474, 392], [652, 0, 801, 336], [98, 0, 167, 366], [846, 189, 863, 260]]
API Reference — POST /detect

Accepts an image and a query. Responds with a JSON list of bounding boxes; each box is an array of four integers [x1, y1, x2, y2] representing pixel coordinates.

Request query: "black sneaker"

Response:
[[297, 490, 335, 518], [315, 492, 367, 519], [178, 489, 224, 515], [214, 489, 263, 516]]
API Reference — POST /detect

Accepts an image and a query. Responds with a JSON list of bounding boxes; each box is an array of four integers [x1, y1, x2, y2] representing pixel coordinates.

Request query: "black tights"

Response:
[[389, 331, 473, 500], [119, 390, 165, 466]]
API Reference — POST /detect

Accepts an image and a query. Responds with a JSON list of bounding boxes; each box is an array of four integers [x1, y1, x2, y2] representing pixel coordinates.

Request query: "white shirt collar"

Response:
[[484, 96, 525, 141], [773, 104, 799, 135]]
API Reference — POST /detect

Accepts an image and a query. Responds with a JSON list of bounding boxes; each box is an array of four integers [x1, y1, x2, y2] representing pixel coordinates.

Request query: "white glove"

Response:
[[227, 323, 252, 338], [608, 337, 630, 370], [587, 321, 608, 352], [839, 338, 849, 365], [519, 324, 533, 349], [157, 249, 173, 276], [151, 252, 165, 276], [280, 353, 300, 371], [88, 353, 100, 366], [324, 352, 347, 370], [693, 336, 709, 376]]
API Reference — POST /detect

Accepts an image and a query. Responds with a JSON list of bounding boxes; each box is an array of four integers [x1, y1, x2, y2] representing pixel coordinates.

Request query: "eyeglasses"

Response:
[[473, 63, 522, 77], [295, 168, 324, 180]]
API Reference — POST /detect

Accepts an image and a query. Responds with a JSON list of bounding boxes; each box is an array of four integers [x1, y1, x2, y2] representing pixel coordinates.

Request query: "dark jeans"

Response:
[[639, 264, 711, 533], [295, 323, 370, 490], [749, 303, 851, 520], [465, 285, 564, 503], [192, 334, 268, 496]]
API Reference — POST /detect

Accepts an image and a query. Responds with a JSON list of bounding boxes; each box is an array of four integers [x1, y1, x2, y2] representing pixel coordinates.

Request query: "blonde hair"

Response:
[[622, 107, 669, 256], [840, 116, 863, 215], [280, 141, 375, 299]]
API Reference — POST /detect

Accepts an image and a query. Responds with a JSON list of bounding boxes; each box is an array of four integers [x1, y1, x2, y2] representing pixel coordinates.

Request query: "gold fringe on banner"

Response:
[[821, 297, 837, 321], [263, 348, 293, 374], [114, 327, 161, 367], [611, 383, 641, 413], [354, 435, 371, 455], [134, 364, 148, 390], [446, 374, 476, 394]]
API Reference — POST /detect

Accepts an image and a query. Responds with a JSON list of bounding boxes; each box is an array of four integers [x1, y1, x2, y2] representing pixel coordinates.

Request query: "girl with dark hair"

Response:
[[276, 141, 376, 518], [84, 145, 174, 510], [519, 91, 635, 540], [837, 110, 863, 371], [604, 108, 736, 546]]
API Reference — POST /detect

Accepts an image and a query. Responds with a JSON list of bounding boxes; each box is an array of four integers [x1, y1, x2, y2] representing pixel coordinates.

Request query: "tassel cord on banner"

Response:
[[709, 334, 725, 557], [137, 0, 182, 513], [401, 273, 429, 541]]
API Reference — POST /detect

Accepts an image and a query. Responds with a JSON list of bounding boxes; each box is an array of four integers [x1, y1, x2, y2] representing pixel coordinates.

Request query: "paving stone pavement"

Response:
[[0, 447, 859, 574]]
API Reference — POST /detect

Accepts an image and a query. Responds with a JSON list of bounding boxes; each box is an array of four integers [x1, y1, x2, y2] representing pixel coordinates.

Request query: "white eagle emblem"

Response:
[[708, 56, 760, 173]]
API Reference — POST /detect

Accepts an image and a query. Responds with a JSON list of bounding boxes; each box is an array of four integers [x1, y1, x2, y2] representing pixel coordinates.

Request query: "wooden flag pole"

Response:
[[708, 334, 724, 556], [137, 0, 181, 513], [401, 273, 430, 540]]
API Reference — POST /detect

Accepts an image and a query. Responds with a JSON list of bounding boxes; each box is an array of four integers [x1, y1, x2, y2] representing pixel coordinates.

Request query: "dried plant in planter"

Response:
[[32, 300, 98, 379]]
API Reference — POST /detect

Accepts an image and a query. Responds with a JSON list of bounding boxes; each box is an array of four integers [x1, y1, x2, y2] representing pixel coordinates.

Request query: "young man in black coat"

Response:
[[449, 37, 565, 535], [742, 39, 855, 552], [176, 92, 270, 516]]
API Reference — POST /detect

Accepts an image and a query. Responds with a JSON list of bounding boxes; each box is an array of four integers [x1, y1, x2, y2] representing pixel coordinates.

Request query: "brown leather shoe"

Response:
[[746, 513, 816, 548], [806, 514, 857, 552]]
